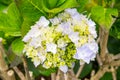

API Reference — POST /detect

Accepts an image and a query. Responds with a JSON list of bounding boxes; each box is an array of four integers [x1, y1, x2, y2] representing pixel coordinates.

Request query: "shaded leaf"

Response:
[[79, 63, 92, 78], [117, 67, 120, 80], [0, 0, 12, 5], [100, 72, 112, 80], [108, 36, 120, 54], [110, 18, 120, 39], [38, 65, 57, 76], [73, 61, 92, 78], [27, 58, 41, 77]]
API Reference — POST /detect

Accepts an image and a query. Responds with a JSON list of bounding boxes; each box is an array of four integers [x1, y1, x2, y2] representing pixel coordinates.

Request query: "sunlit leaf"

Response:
[[0, 2, 22, 36], [16, 0, 44, 37], [91, 6, 118, 30], [11, 38, 24, 56]]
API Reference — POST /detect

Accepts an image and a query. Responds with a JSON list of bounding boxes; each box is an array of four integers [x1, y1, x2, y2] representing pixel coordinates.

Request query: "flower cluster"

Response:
[[23, 8, 98, 73]]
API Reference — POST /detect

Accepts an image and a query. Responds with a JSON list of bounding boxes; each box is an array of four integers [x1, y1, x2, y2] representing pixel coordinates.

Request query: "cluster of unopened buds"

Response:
[[23, 8, 98, 73]]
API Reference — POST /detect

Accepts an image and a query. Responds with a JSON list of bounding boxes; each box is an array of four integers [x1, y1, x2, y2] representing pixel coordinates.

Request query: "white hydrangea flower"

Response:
[[59, 65, 68, 73], [23, 8, 98, 73], [46, 43, 57, 54]]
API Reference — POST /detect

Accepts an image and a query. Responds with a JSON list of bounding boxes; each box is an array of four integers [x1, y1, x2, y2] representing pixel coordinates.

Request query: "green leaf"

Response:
[[0, 3, 7, 12], [117, 67, 120, 80], [91, 6, 118, 30], [7, 47, 22, 67], [0, 0, 12, 5], [38, 66, 57, 76], [27, 58, 41, 77], [0, 2, 22, 36], [41, 0, 78, 14], [48, 0, 58, 9], [100, 72, 112, 80], [73, 61, 92, 78], [0, 31, 4, 38], [80, 63, 92, 78], [56, 0, 66, 7], [26, 0, 46, 15], [16, 0, 44, 37], [108, 36, 120, 54], [21, 19, 32, 37], [110, 18, 120, 39], [11, 38, 24, 56], [77, 0, 89, 12]]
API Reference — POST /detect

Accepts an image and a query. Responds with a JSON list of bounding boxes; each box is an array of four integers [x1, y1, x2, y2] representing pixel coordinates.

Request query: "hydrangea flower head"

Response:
[[23, 8, 98, 73]]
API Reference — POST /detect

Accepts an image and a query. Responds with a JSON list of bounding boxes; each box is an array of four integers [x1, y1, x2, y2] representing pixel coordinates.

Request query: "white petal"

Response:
[[36, 16, 49, 27], [50, 17, 60, 25], [65, 8, 78, 16], [60, 22, 72, 35], [46, 43, 57, 54], [59, 65, 68, 73], [68, 32, 79, 44], [33, 57, 40, 67]]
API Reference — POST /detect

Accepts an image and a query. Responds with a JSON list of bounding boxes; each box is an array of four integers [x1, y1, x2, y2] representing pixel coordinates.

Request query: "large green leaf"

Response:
[[0, 2, 22, 36], [16, 0, 44, 37], [11, 38, 24, 56], [91, 6, 118, 30]]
